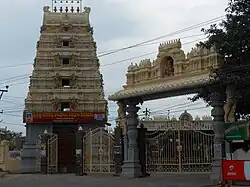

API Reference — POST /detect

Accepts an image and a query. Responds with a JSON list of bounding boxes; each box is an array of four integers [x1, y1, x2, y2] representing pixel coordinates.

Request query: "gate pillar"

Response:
[[121, 100, 142, 178], [75, 126, 87, 176], [138, 126, 149, 177], [210, 86, 225, 184], [114, 127, 123, 176]]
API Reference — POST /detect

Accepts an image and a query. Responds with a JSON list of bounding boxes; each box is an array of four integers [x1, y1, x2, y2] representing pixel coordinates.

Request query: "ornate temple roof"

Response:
[[109, 40, 223, 101]]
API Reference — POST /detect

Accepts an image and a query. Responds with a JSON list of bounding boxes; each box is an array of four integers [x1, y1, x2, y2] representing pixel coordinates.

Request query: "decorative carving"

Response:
[[54, 73, 61, 88], [52, 97, 61, 111], [70, 73, 77, 87], [46, 92, 53, 100], [122, 40, 223, 89], [33, 58, 37, 68], [40, 25, 46, 33], [54, 53, 61, 67], [117, 101, 126, 130], [24, 8, 108, 115], [43, 6, 50, 12], [224, 84, 236, 123], [36, 41, 40, 49], [70, 53, 78, 66], [60, 23, 73, 32], [88, 26, 94, 34], [83, 7, 91, 24], [162, 56, 174, 77], [179, 110, 193, 121], [70, 97, 78, 111], [54, 37, 62, 48], [69, 37, 77, 48]]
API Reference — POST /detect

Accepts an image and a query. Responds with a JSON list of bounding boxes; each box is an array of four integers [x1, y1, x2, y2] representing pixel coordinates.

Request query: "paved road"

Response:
[[0, 173, 215, 187]]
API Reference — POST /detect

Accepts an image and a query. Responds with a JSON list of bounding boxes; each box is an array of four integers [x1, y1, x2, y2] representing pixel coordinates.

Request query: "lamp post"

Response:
[[75, 125, 87, 176]]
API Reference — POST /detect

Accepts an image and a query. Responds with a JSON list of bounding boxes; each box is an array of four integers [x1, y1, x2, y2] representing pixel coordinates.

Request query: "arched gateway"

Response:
[[109, 39, 226, 182]]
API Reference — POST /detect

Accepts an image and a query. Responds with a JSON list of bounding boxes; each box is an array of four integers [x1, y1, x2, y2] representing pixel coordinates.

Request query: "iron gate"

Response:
[[36, 133, 58, 173], [146, 121, 214, 173], [83, 127, 115, 173], [47, 133, 58, 173]]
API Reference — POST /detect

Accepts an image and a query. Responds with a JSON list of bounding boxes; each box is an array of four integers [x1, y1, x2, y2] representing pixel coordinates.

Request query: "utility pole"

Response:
[[0, 86, 8, 123], [167, 110, 170, 120], [143, 108, 151, 120], [0, 86, 9, 100]]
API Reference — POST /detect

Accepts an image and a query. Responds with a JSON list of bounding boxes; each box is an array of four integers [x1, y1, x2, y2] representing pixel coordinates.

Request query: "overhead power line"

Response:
[[1, 104, 209, 128], [3, 63, 250, 100], [0, 74, 30, 83], [0, 15, 224, 71], [0, 63, 32, 69], [97, 34, 204, 54], [0, 38, 205, 87], [0, 15, 225, 127], [97, 15, 224, 57]]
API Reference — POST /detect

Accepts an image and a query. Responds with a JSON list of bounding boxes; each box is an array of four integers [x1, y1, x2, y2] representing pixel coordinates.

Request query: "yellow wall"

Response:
[[0, 140, 21, 172]]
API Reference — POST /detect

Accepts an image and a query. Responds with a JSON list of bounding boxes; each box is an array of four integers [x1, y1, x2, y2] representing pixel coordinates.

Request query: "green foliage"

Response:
[[0, 127, 22, 140], [0, 127, 23, 150], [191, 0, 250, 117]]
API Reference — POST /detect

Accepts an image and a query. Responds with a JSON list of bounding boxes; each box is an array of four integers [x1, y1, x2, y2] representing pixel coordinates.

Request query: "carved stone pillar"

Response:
[[117, 101, 126, 132], [210, 86, 225, 184], [123, 129, 128, 162], [224, 84, 236, 123], [121, 100, 142, 178]]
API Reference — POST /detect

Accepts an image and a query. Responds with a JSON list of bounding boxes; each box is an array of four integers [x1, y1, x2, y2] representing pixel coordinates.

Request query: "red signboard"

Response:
[[222, 160, 250, 181], [24, 112, 106, 123]]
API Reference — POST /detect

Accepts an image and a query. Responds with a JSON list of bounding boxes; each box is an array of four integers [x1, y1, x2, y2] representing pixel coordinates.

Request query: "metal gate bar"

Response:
[[146, 121, 214, 173], [47, 134, 58, 173], [83, 127, 115, 173]]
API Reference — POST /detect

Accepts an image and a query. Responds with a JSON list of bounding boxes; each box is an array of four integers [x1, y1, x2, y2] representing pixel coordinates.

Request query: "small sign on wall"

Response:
[[94, 114, 105, 121], [224, 122, 249, 141]]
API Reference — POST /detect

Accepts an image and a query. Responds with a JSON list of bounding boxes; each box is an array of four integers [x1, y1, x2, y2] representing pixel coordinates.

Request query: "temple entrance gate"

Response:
[[108, 39, 225, 179], [145, 121, 214, 173], [47, 134, 58, 173], [35, 133, 58, 173], [83, 127, 115, 173]]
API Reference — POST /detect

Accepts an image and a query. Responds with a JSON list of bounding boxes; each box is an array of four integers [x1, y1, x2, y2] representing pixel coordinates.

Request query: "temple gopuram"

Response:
[[22, 2, 108, 173]]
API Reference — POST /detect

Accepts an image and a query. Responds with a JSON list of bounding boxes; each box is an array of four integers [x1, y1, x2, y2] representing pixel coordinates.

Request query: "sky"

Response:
[[0, 0, 229, 133]]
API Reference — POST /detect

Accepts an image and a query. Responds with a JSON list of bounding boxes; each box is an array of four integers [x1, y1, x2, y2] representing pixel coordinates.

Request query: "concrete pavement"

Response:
[[0, 173, 215, 187]]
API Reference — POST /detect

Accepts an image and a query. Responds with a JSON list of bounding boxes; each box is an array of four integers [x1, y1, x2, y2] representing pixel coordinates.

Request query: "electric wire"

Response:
[[2, 64, 250, 126], [1, 104, 209, 128], [97, 16, 225, 57], [0, 34, 207, 70], [0, 15, 225, 71], [0, 37, 206, 87], [0, 15, 239, 127]]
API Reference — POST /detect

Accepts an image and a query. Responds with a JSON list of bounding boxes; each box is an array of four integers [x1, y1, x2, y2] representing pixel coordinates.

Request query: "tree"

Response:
[[191, 0, 250, 119], [0, 127, 23, 150]]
